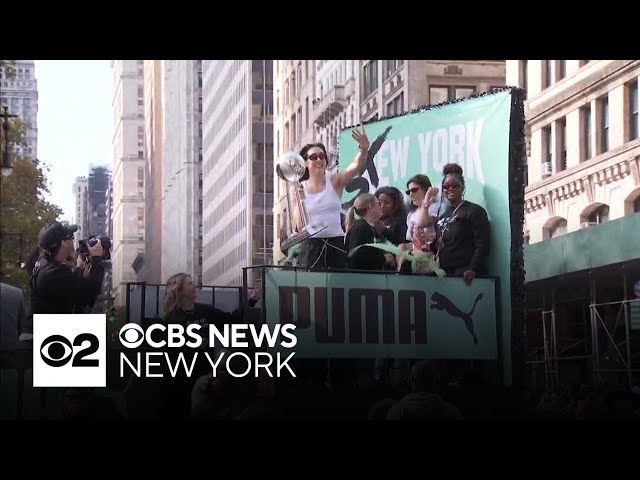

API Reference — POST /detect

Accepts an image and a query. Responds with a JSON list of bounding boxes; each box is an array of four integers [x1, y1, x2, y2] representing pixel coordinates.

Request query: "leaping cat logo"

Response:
[[430, 292, 484, 344]]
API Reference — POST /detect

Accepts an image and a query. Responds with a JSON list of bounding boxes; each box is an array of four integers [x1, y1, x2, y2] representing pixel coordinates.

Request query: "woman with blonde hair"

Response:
[[163, 273, 260, 334], [345, 193, 395, 271]]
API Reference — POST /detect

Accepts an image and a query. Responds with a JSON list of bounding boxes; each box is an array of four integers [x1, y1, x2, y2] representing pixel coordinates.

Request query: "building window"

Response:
[[137, 99, 143, 106], [384, 60, 403, 78], [548, 218, 567, 239], [291, 114, 297, 144], [634, 196, 640, 213], [284, 122, 289, 150], [429, 86, 475, 104], [138, 150, 144, 159], [556, 60, 566, 81], [291, 72, 296, 97], [542, 125, 552, 175], [581, 105, 592, 161], [284, 80, 289, 106], [587, 205, 609, 224], [429, 87, 448, 105], [362, 60, 378, 98], [386, 92, 404, 116], [629, 79, 638, 141], [305, 60, 309, 80], [600, 96, 609, 154], [520, 60, 528, 98], [558, 117, 567, 171], [305, 97, 309, 128], [138, 167, 144, 187], [455, 86, 475, 99], [543, 60, 552, 89]]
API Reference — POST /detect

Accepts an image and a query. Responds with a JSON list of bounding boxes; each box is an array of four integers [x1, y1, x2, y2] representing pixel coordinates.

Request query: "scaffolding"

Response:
[[526, 264, 640, 391]]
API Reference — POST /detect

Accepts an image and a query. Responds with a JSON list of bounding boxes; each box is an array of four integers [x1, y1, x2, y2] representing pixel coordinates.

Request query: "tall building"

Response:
[[103, 178, 114, 308], [507, 60, 640, 244], [201, 60, 274, 286], [272, 59, 506, 263], [273, 60, 318, 263], [86, 165, 110, 237], [141, 60, 164, 285], [0, 60, 38, 161], [358, 60, 506, 122], [508, 60, 640, 388], [72, 176, 88, 245], [111, 60, 146, 305], [161, 60, 204, 284], [313, 60, 359, 153]]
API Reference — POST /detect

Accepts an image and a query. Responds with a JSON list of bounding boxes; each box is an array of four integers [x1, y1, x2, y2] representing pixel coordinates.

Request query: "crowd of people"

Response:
[[290, 131, 491, 284], [2, 131, 640, 421]]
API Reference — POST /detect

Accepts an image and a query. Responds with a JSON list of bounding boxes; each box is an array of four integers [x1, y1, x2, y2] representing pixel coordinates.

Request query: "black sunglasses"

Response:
[[442, 183, 461, 190], [406, 187, 421, 195], [307, 152, 327, 161]]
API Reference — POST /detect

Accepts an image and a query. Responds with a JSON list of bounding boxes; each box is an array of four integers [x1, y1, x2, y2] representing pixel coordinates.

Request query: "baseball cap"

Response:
[[38, 221, 78, 251]]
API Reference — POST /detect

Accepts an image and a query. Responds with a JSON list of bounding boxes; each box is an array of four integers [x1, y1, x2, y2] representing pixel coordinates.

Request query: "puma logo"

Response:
[[430, 292, 483, 344]]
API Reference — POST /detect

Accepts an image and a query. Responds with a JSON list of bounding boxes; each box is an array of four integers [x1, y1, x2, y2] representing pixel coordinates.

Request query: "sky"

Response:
[[36, 60, 113, 224]]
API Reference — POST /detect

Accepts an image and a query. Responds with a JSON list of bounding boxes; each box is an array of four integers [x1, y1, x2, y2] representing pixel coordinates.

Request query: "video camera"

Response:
[[77, 235, 112, 261]]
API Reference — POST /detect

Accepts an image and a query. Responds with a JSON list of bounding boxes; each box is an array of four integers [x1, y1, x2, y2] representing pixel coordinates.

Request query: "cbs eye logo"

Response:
[[118, 324, 145, 348], [33, 314, 107, 388], [40, 333, 100, 368]]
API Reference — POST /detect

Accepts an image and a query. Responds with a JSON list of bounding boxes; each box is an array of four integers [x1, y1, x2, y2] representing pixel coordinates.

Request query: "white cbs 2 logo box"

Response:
[[33, 314, 106, 387]]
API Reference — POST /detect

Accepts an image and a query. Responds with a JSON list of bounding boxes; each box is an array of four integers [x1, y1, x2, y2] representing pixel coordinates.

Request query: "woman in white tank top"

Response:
[[295, 128, 370, 270]]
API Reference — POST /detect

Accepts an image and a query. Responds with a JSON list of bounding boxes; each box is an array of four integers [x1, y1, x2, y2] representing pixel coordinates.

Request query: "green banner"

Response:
[[265, 269, 497, 359], [338, 91, 512, 374]]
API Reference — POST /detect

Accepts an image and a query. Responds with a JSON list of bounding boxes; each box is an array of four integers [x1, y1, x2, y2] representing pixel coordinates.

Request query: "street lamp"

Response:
[[1, 105, 18, 177]]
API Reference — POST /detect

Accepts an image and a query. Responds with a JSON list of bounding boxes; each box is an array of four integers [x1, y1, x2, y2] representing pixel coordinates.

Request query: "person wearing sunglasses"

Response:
[[296, 127, 370, 270], [397, 174, 441, 272], [430, 166, 490, 284]]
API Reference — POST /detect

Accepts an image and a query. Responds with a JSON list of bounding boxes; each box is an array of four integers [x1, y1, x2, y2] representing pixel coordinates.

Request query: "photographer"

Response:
[[30, 221, 106, 315]]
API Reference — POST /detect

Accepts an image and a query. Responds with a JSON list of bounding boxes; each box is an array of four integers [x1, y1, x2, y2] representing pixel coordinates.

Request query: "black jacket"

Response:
[[345, 219, 386, 271], [432, 200, 490, 274], [29, 256, 106, 316], [380, 212, 407, 246]]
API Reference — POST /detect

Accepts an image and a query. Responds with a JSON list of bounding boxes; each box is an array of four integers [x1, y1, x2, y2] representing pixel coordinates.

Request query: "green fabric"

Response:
[[348, 241, 446, 277]]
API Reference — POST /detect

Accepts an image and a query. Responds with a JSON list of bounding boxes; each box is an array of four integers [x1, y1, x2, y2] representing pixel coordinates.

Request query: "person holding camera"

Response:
[[30, 221, 106, 315]]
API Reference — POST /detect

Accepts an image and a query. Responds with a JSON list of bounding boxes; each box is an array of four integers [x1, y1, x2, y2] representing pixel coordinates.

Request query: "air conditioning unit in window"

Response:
[[581, 221, 598, 229], [542, 162, 553, 177]]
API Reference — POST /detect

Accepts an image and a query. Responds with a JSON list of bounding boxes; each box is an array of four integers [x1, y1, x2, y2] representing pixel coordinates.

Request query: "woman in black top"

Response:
[[160, 273, 260, 418], [344, 193, 395, 271], [374, 186, 407, 246], [431, 167, 490, 284]]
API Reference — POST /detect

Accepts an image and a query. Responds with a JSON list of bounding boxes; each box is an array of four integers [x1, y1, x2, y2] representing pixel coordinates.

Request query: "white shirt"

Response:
[[406, 203, 441, 242], [302, 171, 345, 238]]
